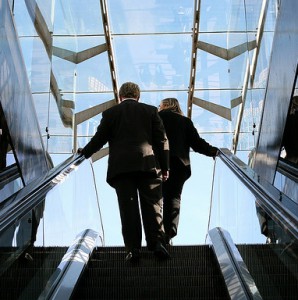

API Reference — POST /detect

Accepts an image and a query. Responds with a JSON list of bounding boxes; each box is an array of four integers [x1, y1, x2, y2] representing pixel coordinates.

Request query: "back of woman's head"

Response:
[[160, 98, 183, 115]]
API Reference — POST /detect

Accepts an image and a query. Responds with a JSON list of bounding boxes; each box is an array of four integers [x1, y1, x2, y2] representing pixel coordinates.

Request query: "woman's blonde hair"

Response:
[[160, 98, 183, 115]]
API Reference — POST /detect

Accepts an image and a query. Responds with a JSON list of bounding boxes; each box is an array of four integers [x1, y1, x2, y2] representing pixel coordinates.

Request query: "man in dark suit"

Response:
[[158, 98, 218, 245], [79, 82, 170, 261]]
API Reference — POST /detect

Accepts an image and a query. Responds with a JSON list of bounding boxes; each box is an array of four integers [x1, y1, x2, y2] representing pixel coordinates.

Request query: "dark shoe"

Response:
[[18, 252, 34, 264], [154, 242, 171, 260], [164, 234, 170, 245], [166, 239, 173, 246], [164, 235, 173, 246], [125, 249, 140, 262]]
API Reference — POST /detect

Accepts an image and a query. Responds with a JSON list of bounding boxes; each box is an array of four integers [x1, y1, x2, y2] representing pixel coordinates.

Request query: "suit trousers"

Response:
[[162, 159, 189, 242], [112, 172, 165, 251]]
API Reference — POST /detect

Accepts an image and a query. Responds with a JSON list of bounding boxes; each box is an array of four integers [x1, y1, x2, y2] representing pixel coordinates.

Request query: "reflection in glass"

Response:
[[194, 89, 241, 112], [34, 159, 103, 246], [200, 0, 248, 32], [76, 52, 113, 92], [209, 158, 266, 244], [0, 211, 33, 251], [112, 34, 192, 90], [0, 107, 10, 171], [0, 105, 23, 201], [47, 136, 73, 154], [19, 38, 51, 93], [74, 93, 115, 114], [13, 0, 37, 37], [191, 105, 233, 148], [107, 0, 194, 34], [54, 0, 104, 35], [209, 153, 298, 271], [281, 95, 298, 165], [0, 157, 23, 203]]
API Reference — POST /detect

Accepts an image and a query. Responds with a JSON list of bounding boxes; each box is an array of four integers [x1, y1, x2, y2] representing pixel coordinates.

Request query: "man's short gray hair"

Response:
[[119, 82, 140, 99]]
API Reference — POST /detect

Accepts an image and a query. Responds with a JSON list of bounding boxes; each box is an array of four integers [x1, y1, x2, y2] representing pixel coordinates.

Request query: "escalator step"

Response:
[[0, 246, 67, 300], [237, 244, 298, 300], [72, 245, 230, 300]]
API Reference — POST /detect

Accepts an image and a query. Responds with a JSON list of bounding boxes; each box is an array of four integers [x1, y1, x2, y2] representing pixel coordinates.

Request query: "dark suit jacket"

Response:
[[159, 109, 217, 178], [82, 99, 169, 185]]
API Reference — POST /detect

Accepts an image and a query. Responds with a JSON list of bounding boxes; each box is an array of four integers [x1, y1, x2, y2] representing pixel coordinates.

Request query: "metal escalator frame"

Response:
[[217, 148, 298, 241], [0, 163, 20, 190], [0, 154, 85, 235], [209, 227, 262, 300], [37, 229, 99, 300]]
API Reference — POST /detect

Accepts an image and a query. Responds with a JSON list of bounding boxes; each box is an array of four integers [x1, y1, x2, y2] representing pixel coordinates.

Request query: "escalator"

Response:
[[0, 155, 103, 299], [208, 149, 298, 299], [0, 149, 297, 299], [237, 244, 298, 299], [0, 246, 68, 299], [72, 245, 230, 300]]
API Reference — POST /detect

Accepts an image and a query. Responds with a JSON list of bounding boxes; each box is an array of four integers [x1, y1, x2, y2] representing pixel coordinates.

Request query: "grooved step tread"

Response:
[[237, 244, 298, 300], [0, 247, 67, 300], [1, 244, 297, 300], [72, 245, 230, 300]]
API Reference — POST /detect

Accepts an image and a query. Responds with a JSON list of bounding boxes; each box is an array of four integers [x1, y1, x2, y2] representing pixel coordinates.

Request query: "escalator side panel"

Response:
[[0, 158, 103, 299]]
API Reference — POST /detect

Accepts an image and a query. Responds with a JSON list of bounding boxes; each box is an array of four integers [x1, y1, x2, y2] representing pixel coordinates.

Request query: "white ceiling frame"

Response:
[[187, 0, 201, 119], [232, 0, 269, 153], [100, 0, 119, 102], [52, 44, 108, 64], [197, 40, 257, 61], [193, 97, 232, 120], [192, 94, 243, 121], [189, 1, 257, 123], [250, 0, 269, 84]]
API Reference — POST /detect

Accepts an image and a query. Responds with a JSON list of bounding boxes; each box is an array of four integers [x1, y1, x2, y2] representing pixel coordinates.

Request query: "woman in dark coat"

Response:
[[158, 98, 218, 244]]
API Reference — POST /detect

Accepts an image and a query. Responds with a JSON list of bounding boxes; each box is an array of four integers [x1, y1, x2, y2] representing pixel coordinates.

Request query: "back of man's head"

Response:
[[119, 82, 140, 100]]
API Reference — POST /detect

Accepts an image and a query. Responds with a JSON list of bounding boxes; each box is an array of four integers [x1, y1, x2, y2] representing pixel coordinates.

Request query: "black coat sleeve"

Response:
[[81, 112, 110, 159], [186, 118, 218, 157]]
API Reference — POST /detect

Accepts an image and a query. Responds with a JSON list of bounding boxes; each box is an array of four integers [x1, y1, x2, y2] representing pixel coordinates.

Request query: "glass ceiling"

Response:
[[12, 0, 278, 161]]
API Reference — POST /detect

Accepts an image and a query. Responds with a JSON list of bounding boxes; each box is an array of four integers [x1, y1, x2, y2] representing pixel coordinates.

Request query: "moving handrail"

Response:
[[277, 157, 298, 183], [38, 229, 99, 300], [218, 148, 298, 241], [0, 154, 85, 234], [209, 227, 262, 300]]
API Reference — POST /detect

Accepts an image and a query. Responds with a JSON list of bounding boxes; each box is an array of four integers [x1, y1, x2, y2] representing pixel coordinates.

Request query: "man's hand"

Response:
[[162, 170, 169, 182]]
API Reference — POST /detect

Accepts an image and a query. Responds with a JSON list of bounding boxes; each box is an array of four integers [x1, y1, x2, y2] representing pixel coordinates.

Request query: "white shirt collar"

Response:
[[121, 98, 137, 102]]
